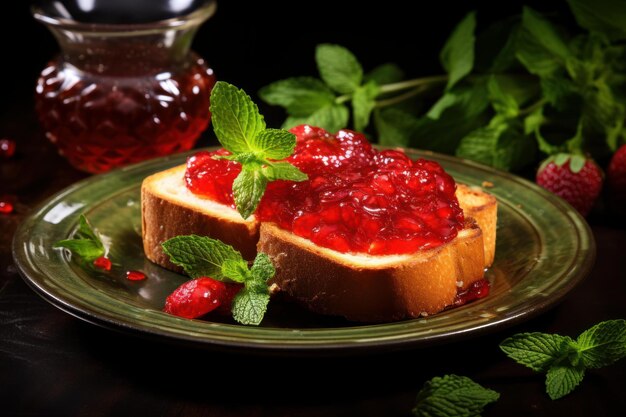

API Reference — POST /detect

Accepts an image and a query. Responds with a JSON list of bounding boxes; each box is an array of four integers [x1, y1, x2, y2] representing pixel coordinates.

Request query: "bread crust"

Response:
[[457, 184, 498, 266], [258, 220, 485, 322], [141, 166, 259, 272]]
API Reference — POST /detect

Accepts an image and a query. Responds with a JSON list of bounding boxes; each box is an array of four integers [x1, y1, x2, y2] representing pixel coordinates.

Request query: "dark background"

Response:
[[3, 2, 624, 417], [2, 0, 573, 127]]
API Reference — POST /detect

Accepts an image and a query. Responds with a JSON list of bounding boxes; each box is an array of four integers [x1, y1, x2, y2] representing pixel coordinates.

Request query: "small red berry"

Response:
[[0, 138, 15, 158], [126, 270, 147, 281], [607, 144, 626, 204], [0, 200, 13, 214], [536, 154, 603, 216], [164, 277, 227, 319], [93, 256, 111, 271]]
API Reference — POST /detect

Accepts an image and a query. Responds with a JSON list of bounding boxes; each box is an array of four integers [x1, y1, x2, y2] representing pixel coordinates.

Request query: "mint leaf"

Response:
[[374, 108, 420, 147], [54, 239, 104, 261], [258, 77, 336, 117], [440, 12, 476, 90], [263, 162, 308, 182], [487, 76, 519, 118], [365, 63, 405, 85], [283, 103, 349, 133], [457, 121, 509, 166], [516, 7, 570, 77], [576, 319, 626, 368], [54, 214, 105, 262], [352, 81, 379, 131], [250, 253, 275, 282], [316, 44, 363, 94], [413, 374, 499, 417], [475, 17, 520, 73], [545, 365, 585, 400], [250, 128, 296, 160], [162, 235, 243, 280], [210, 81, 266, 154], [232, 167, 268, 220], [567, 0, 626, 41], [500, 333, 574, 372], [427, 93, 460, 120], [221, 259, 249, 283], [231, 284, 270, 326], [524, 107, 546, 135]]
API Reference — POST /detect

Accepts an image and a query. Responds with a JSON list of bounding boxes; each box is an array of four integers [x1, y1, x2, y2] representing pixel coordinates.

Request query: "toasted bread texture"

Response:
[[258, 220, 485, 322], [141, 165, 258, 272], [141, 163, 497, 321]]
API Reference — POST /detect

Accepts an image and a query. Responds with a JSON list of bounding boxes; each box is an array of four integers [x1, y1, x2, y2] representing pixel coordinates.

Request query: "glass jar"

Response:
[[32, 0, 217, 173]]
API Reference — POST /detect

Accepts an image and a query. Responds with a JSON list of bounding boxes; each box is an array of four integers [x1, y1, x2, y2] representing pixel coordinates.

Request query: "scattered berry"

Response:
[[454, 279, 491, 307], [164, 277, 228, 319], [0, 199, 14, 215], [93, 256, 112, 271], [536, 154, 603, 216], [126, 270, 147, 281], [607, 144, 626, 205], [0, 138, 15, 158]]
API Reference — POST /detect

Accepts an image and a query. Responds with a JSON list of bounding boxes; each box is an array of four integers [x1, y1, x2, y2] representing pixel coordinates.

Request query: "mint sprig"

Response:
[[413, 374, 500, 417], [210, 81, 307, 219], [162, 235, 275, 325], [54, 214, 105, 262], [500, 320, 626, 399]]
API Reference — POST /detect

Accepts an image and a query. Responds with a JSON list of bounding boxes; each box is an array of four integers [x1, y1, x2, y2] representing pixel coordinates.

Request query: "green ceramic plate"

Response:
[[13, 149, 595, 353]]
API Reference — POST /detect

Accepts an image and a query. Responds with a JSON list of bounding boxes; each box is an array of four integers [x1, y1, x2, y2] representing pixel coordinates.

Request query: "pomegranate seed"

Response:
[[126, 270, 147, 281], [0, 200, 14, 214], [93, 256, 112, 271], [0, 138, 15, 158], [164, 277, 228, 319]]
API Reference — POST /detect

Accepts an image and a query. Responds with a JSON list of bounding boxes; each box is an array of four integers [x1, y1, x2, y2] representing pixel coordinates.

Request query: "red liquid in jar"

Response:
[[35, 55, 215, 173]]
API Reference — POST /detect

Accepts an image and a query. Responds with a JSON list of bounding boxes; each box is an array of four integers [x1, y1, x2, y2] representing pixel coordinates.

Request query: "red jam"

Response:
[[454, 279, 491, 307], [126, 270, 147, 281], [35, 57, 215, 173], [93, 256, 112, 271], [185, 125, 464, 255]]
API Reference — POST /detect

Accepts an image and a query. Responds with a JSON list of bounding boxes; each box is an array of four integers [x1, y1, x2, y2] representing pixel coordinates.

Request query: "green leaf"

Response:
[[500, 333, 575, 372], [352, 81, 380, 131], [545, 365, 585, 400], [487, 76, 519, 117], [263, 162, 308, 182], [161, 235, 243, 280], [315, 44, 363, 94], [54, 239, 104, 261], [427, 93, 459, 120], [440, 11, 477, 89], [283, 104, 349, 133], [250, 252, 275, 283], [365, 63, 405, 85], [581, 80, 625, 150], [76, 214, 102, 244], [541, 77, 578, 110], [567, 0, 626, 41], [210, 82, 266, 154], [258, 77, 336, 117], [412, 82, 491, 153], [457, 121, 509, 166], [413, 375, 500, 417], [576, 319, 626, 368], [221, 259, 249, 283], [231, 284, 270, 326], [516, 7, 570, 77], [250, 128, 296, 160], [524, 107, 546, 135], [54, 214, 105, 262], [232, 167, 268, 220], [374, 108, 420, 147], [475, 17, 521, 73]]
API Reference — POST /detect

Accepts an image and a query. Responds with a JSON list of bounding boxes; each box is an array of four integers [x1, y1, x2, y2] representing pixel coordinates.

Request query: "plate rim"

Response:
[[12, 149, 596, 352]]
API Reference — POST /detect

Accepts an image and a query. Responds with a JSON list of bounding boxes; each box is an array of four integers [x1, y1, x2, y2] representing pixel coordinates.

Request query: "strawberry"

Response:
[[536, 154, 603, 216], [607, 144, 626, 206]]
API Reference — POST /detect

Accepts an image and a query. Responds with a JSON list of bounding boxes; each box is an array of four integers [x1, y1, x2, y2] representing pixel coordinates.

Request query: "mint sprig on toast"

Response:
[[210, 81, 307, 219]]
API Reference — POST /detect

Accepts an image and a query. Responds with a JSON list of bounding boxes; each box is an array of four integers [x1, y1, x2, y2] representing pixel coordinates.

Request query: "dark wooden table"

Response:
[[1, 105, 625, 417]]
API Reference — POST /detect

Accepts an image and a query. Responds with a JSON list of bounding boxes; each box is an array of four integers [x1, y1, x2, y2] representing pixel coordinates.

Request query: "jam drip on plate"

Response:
[[185, 125, 465, 256]]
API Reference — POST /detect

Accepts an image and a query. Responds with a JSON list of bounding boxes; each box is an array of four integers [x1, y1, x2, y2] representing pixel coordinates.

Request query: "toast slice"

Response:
[[142, 163, 497, 320], [258, 220, 485, 322]]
